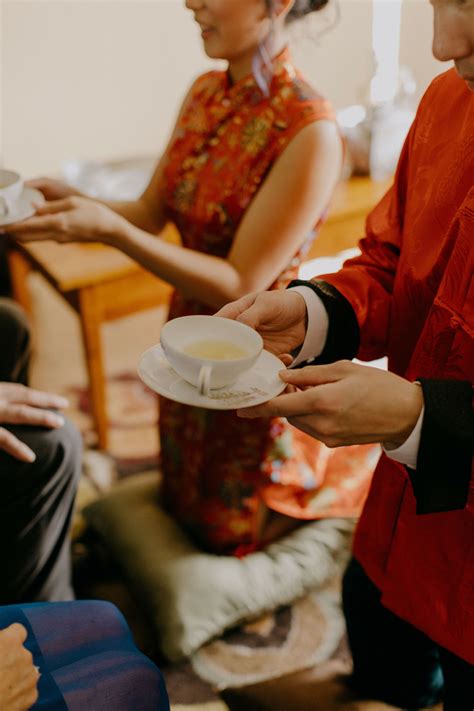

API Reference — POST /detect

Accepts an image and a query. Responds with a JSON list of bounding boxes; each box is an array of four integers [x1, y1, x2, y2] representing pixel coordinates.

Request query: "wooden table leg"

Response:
[[7, 249, 33, 316], [78, 285, 109, 450]]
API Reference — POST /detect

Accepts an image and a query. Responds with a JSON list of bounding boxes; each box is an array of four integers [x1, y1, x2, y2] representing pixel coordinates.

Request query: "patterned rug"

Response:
[[69, 372, 161, 477], [191, 588, 345, 691], [164, 592, 349, 707]]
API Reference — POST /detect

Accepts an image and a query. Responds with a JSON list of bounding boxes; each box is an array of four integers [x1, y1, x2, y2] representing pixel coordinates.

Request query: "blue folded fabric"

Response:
[[0, 604, 66, 710], [0, 601, 169, 710]]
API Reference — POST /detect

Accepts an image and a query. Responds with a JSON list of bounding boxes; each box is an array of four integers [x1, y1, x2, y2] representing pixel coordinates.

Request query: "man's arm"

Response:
[[287, 287, 473, 513], [286, 113, 417, 365]]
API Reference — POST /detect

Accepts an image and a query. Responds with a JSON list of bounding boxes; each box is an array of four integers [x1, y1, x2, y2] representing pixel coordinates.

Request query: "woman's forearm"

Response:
[[111, 221, 250, 309], [100, 197, 165, 234]]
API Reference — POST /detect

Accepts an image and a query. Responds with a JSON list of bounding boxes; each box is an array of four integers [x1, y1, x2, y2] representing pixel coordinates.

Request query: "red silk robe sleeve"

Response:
[[315, 116, 417, 362]]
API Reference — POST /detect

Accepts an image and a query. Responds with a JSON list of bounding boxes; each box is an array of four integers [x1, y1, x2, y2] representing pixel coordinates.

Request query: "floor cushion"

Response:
[[83, 472, 355, 661]]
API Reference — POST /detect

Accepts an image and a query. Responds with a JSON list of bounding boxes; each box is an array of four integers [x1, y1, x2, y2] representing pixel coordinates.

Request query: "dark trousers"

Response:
[[342, 557, 474, 710], [0, 299, 81, 603]]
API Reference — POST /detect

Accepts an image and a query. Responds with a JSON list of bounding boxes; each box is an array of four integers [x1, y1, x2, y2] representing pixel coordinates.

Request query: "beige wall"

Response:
[[400, 0, 446, 99], [1, 0, 215, 175], [1, 0, 447, 177]]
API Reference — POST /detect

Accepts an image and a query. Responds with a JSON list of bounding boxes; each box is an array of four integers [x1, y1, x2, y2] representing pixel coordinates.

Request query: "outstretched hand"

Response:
[[237, 360, 423, 450], [4, 196, 126, 245]]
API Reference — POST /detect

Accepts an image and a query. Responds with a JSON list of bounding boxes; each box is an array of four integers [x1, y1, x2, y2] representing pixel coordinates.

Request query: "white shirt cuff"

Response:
[[290, 284, 423, 469], [383, 405, 424, 470], [289, 286, 329, 367]]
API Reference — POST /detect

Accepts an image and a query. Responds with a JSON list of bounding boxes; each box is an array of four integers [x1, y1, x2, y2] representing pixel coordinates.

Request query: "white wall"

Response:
[[1, 0, 447, 177]]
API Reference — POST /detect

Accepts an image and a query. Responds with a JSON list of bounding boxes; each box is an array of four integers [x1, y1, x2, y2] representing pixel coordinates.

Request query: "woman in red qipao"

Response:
[[11, 0, 376, 554]]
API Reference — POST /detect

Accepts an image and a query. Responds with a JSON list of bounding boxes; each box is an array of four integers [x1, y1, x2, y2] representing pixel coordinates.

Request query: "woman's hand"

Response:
[[0, 624, 39, 711], [26, 177, 82, 202], [237, 360, 424, 450], [5, 196, 128, 245], [216, 290, 308, 358]]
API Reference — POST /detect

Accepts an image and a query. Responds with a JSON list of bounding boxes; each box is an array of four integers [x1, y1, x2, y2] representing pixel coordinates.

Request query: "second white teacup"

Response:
[[0, 170, 23, 217], [160, 315, 263, 396]]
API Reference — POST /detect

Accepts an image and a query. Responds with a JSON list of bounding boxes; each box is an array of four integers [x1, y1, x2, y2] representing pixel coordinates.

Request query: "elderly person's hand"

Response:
[[5, 196, 127, 245], [0, 623, 40, 710], [216, 290, 307, 360], [237, 360, 423, 450], [0, 383, 68, 462]]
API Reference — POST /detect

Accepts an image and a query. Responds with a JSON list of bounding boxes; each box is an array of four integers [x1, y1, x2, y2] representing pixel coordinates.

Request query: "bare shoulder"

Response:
[[281, 120, 342, 168]]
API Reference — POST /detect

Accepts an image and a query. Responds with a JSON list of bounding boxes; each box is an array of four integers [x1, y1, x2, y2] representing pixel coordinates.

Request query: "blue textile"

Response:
[[0, 601, 169, 710]]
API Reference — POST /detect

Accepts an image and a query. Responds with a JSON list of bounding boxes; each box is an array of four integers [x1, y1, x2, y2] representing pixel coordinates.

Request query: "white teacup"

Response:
[[0, 170, 23, 217], [160, 315, 263, 396]]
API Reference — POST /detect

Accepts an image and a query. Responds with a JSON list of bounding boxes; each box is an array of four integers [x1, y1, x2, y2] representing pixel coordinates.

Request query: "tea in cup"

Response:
[[0, 170, 23, 217], [160, 315, 263, 396]]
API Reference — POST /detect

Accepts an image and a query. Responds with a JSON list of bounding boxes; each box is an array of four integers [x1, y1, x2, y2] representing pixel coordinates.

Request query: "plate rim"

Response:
[[137, 343, 286, 410]]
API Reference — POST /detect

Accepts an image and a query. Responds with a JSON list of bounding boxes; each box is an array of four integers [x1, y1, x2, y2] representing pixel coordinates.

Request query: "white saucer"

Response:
[[138, 344, 287, 410], [0, 187, 43, 227]]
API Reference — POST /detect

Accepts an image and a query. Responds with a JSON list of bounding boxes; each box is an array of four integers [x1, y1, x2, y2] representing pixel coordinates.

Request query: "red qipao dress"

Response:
[[159, 51, 377, 554], [318, 70, 474, 662]]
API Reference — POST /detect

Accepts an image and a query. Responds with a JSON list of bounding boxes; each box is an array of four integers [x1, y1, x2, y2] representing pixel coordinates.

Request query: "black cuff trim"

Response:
[[407, 379, 473, 515], [288, 280, 360, 365]]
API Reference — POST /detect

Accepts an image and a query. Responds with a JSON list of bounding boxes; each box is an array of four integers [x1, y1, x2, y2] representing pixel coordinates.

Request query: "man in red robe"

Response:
[[218, 1, 474, 707]]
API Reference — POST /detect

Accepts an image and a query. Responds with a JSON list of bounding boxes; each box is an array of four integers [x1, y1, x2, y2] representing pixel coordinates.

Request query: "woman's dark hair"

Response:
[[287, 0, 330, 22], [256, 0, 333, 96], [265, 0, 330, 23]]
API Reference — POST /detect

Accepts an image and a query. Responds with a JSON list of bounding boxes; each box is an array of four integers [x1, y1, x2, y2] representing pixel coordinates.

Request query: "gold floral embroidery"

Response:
[[241, 116, 272, 156], [173, 178, 197, 213], [186, 103, 209, 133]]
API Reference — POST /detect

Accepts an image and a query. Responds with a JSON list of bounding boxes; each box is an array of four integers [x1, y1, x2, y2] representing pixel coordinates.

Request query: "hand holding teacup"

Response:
[[216, 290, 307, 361], [5, 193, 126, 244], [218, 290, 423, 450]]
